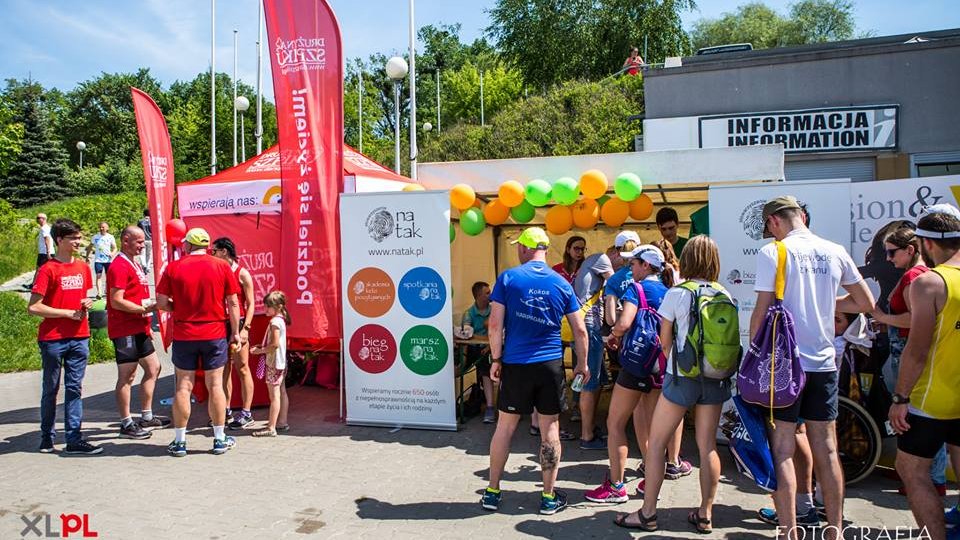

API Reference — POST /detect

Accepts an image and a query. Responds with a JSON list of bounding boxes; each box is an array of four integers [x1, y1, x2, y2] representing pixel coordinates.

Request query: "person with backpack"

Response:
[[748, 196, 874, 539], [614, 235, 740, 533], [585, 244, 676, 503]]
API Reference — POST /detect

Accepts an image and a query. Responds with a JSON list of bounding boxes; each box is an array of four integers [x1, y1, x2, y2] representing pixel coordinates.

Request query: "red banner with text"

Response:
[[131, 87, 174, 346], [263, 0, 344, 345]]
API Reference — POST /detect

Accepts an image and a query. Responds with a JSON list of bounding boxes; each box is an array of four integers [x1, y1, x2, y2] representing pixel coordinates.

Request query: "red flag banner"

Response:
[[131, 87, 175, 346], [263, 0, 344, 344]]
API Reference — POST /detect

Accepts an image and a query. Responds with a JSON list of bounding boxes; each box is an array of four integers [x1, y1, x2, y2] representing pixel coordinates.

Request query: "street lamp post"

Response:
[[76, 141, 86, 169], [385, 56, 408, 175], [235, 96, 250, 163], [408, 0, 417, 180]]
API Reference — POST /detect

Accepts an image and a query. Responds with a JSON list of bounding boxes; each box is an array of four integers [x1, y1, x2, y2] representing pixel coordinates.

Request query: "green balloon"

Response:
[[597, 195, 611, 207], [552, 177, 580, 205], [511, 200, 536, 223], [525, 179, 553, 207], [614, 172, 643, 201], [461, 207, 486, 236], [449, 222, 456, 243]]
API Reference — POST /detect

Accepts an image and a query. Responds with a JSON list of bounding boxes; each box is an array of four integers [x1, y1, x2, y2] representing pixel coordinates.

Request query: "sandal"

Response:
[[252, 428, 277, 437], [276, 424, 290, 432], [688, 509, 712, 534], [614, 511, 657, 531], [559, 429, 576, 441]]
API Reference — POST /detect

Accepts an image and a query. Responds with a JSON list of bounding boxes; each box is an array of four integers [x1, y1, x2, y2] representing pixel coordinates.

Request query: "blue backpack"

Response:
[[619, 282, 666, 378], [725, 395, 778, 492]]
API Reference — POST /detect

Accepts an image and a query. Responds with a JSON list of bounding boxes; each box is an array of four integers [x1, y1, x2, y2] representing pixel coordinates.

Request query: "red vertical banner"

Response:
[[263, 0, 344, 343], [131, 87, 175, 346]]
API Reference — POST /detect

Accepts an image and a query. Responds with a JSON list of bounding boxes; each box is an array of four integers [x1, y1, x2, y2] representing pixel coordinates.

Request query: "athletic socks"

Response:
[[226, 408, 233, 419], [174, 428, 187, 443], [797, 492, 815, 515], [612, 481, 625, 490], [121, 417, 134, 428], [213, 425, 225, 441], [542, 492, 555, 500], [241, 409, 251, 418], [141, 410, 154, 422]]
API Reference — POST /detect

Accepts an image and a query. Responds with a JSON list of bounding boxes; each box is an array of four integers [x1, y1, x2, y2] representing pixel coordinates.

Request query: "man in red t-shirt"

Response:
[[28, 218, 100, 455], [107, 225, 170, 441], [156, 228, 241, 457]]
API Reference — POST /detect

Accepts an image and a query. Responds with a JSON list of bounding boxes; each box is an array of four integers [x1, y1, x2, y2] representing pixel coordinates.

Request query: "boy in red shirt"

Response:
[[28, 218, 99, 455], [156, 228, 241, 457], [107, 225, 170, 440]]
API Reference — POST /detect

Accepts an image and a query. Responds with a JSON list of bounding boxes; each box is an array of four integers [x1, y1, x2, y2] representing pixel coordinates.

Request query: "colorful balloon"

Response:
[[449, 222, 456, 243], [600, 196, 630, 227], [629, 194, 655, 221], [483, 199, 511, 226], [510, 200, 536, 223], [552, 177, 579, 205], [450, 183, 476, 210], [525, 179, 553, 207], [165, 218, 187, 247], [597, 194, 611, 207], [544, 205, 573, 235], [460, 207, 486, 236], [614, 173, 643, 201], [498, 180, 525, 208], [580, 169, 608, 199], [572, 199, 599, 229], [402, 183, 425, 192]]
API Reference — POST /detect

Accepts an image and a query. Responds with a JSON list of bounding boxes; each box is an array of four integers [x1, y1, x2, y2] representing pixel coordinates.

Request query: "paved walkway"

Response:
[[0, 343, 929, 539]]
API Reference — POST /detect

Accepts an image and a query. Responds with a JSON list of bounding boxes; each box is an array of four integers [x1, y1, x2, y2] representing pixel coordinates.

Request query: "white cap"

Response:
[[614, 230, 641, 248], [621, 244, 665, 269]]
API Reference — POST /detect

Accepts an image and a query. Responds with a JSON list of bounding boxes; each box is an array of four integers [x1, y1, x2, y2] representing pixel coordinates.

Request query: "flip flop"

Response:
[[688, 509, 712, 534], [613, 511, 658, 531]]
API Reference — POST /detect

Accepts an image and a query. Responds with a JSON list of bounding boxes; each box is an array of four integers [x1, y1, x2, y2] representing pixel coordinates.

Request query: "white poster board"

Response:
[[340, 191, 456, 430], [709, 179, 852, 340]]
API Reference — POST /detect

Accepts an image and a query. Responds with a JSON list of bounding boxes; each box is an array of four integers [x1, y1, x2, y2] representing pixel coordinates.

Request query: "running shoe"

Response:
[[664, 458, 693, 480], [579, 437, 607, 450], [212, 435, 237, 455], [482, 409, 496, 424], [119, 422, 152, 440], [585, 477, 629, 504], [167, 440, 187, 457], [481, 488, 502, 511], [64, 440, 103, 455], [139, 416, 171, 430], [946, 506, 960, 527], [39, 437, 54, 454], [540, 490, 568, 515], [756, 507, 820, 527], [228, 414, 254, 430], [634, 479, 661, 501]]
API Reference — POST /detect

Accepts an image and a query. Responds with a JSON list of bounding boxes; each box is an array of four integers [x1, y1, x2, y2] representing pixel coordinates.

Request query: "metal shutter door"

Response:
[[784, 158, 875, 183]]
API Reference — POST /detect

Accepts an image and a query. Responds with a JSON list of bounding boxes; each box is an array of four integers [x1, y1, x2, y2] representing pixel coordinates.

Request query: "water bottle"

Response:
[[570, 373, 585, 393]]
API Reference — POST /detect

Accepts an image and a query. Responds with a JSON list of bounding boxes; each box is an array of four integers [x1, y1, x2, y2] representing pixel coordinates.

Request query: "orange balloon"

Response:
[[402, 183, 425, 192], [629, 193, 654, 221], [450, 183, 476, 210], [580, 169, 608, 199], [600, 196, 630, 227], [483, 199, 511, 226], [572, 199, 599, 229], [544, 205, 573, 235], [472, 198, 483, 208], [498, 180, 525, 208]]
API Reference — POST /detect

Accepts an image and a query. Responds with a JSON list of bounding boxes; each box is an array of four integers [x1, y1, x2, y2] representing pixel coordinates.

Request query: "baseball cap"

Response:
[[620, 244, 665, 269], [614, 230, 641, 248], [917, 203, 960, 239], [184, 228, 210, 247], [762, 195, 802, 238], [510, 227, 550, 250]]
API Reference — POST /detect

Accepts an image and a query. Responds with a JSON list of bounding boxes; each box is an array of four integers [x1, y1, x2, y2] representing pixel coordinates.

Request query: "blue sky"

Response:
[[2, 0, 957, 101]]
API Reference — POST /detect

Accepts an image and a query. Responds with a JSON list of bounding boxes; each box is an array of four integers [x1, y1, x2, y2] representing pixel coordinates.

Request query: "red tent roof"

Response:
[[185, 144, 414, 185]]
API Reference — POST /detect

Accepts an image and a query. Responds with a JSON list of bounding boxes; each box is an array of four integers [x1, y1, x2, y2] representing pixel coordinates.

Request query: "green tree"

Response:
[[441, 60, 523, 125], [0, 97, 70, 206], [0, 97, 24, 178], [784, 0, 858, 44], [487, 0, 695, 89]]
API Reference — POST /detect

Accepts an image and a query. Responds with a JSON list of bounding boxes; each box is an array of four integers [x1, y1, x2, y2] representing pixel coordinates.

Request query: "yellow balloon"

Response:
[[629, 193, 654, 221], [544, 205, 573, 235], [580, 169, 608, 199], [498, 180, 526, 208], [450, 183, 476, 211], [600, 196, 630, 227], [572, 199, 599, 229], [402, 183, 425, 192], [483, 199, 511, 226]]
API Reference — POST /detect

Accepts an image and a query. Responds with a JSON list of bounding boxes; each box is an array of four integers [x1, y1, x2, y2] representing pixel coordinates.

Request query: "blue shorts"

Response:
[[171, 339, 228, 371], [94, 262, 111, 275], [578, 322, 608, 392], [662, 374, 731, 407]]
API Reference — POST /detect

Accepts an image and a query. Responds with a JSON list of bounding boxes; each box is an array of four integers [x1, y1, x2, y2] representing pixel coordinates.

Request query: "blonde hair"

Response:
[[678, 235, 720, 281], [263, 290, 291, 325]]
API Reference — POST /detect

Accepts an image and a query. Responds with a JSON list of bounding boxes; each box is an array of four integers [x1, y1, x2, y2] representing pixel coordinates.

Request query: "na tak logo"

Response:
[[365, 207, 422, 243]]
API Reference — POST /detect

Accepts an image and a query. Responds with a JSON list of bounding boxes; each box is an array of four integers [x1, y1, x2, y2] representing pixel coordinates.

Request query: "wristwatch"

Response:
[[891, 393, 910, 404], [491, 357, 502, 363]]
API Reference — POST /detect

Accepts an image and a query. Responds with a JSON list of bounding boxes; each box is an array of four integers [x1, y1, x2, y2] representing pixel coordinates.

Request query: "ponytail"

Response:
[[659, 262, 676, 288], [280, 306, 291, 325]]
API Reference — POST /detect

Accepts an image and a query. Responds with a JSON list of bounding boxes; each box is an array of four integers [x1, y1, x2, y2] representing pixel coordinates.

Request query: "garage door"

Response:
[[784, 157, 875, 183]]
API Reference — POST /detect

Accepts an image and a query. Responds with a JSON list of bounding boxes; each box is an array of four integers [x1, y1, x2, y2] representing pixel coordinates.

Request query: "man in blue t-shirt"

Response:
[[481, 227, 589, 516]]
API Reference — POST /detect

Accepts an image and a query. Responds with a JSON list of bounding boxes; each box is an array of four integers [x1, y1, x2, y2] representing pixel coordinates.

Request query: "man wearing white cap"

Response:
[[156, 228, 241, 457]]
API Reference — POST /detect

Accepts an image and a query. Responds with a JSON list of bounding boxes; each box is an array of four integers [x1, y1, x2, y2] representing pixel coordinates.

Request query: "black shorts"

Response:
[[498, 359, 564, 415], [94, 262, 111, 275], [897, 414, 960, 459], [112, 333, 155, 364], [616, 369, 657, 393], [171, 339, 229, 371], [465, 345, 491, 377], [771, 370, 839, 423]]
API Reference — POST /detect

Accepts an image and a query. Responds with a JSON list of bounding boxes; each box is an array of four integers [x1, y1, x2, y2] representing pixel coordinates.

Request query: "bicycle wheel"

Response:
[[836, 396, 882, 485]]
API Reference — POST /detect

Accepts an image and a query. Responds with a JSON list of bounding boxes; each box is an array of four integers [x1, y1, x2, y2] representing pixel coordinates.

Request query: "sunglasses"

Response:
[[885, 247, 905, 258]]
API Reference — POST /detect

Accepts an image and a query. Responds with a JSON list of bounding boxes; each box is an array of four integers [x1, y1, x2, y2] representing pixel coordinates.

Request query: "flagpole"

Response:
[[210, 0, 217, 175], [255, 0, 263, 155], [408, 0, 417, 180], [233, 28, 238, 166]]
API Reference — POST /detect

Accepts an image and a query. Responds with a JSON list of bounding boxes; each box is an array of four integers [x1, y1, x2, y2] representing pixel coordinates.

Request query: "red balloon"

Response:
[[166, 218, 187, 247]]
